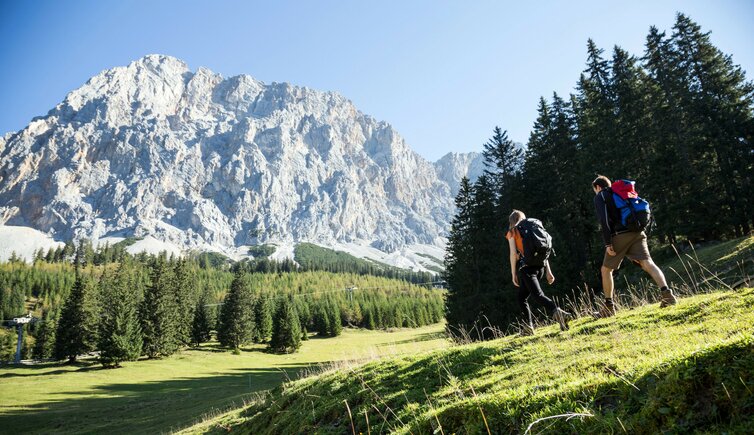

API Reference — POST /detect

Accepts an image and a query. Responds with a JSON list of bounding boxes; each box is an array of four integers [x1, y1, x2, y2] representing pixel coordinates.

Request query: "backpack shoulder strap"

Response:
[[511, 225, 524, 256], [599, 189, 616, 229]]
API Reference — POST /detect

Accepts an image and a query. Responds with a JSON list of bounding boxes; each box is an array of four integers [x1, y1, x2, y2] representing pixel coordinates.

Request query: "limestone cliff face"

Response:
[[0, 55, 482, 256]]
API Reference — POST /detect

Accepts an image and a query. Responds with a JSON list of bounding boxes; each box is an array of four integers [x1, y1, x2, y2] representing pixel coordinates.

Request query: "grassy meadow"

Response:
[[185, 237, 753, 434], [1, 237, 751, 434], [0, 324, 450, 434], [206, 287, 754, 434]]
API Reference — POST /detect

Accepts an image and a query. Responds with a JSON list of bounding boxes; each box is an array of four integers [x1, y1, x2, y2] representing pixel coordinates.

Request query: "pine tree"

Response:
[[191, 287, 215, 346], [609, 46, 653, 178], [62, 240, 76, 262], [217, 270, 255, 349], [523, 92, 595, 290], [269, 296, 301, 353], [173, 259, 197, 345], [54, 269, 98, 362], [314, 302, 331, 336], [482, 127, 523, 214], [444, 177, 476, 332], [470, 174, 509, 337], [327, 299, 342, 337], [668, 13, 754, 237], [642, 24, 689, 243], [576, 39, 617, 174], [140, 257, 180, 358], [253, 293, 273, 343], [99, 260, 142, 367], [75, 239, 95, 266], [7, 251, 22, 263], [363, 306, 376, 330], [53, 246, 65, 263], [32, 311, 55, 360], [33, 248, 46, 264]]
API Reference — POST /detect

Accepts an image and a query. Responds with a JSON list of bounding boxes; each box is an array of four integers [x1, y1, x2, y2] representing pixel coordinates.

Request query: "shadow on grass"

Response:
[[0, 360, 103, 378], [189, 343, 228, 353], [376, 331, 448, 346], [232, 343, 523, 434], [0, 362, 320, 435], [191, 343, 276, 355]]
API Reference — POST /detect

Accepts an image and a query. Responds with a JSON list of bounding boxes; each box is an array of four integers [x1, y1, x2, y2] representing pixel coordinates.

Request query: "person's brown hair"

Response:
[[592, 175, 611, 190], [508, 209, 526, 230]]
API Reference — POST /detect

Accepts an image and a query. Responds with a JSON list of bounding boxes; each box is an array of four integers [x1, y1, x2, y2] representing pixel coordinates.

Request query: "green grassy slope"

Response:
[[628, 236, 754, 290], [294, 243, 394, 270], [0, 324, 449, 434], [660, 236, 754, 289], [213, 288, 754, 434]]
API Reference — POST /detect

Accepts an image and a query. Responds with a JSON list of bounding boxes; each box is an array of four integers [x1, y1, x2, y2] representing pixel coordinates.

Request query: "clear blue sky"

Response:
[[1, 1, 752, 161]]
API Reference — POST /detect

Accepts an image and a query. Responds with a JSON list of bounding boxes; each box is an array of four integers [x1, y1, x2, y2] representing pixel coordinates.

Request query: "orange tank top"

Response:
[[506, 228, 524, 256]]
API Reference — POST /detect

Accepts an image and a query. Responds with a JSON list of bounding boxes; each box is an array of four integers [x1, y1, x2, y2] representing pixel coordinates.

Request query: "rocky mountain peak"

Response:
[[0, 55, 484, 265]]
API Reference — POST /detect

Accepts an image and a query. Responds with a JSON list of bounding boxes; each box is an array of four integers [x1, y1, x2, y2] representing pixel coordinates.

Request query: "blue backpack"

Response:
[[611, 179, 651, 232]]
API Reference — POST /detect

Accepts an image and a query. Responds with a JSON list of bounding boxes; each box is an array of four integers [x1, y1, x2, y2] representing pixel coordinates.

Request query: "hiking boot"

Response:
[[552, 308, 572, 331], [594, 300, 616, 318], [660, 288, 677, 308]]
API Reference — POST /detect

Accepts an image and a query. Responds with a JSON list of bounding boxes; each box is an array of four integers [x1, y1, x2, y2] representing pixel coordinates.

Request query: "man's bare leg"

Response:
[[639, 258, 677, 307], [638, 259, 668, 288], [598, 265, 618, 317], [600, 265, 615, 299]]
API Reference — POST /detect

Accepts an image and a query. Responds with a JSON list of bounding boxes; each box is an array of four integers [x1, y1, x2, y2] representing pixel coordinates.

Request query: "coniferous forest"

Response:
[[0, 241, 444, 363], [445, 14, 753, 338]]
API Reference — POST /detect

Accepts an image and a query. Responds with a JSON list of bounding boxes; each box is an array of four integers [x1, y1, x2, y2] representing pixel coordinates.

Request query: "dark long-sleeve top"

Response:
[[594, 190, 614, 247]]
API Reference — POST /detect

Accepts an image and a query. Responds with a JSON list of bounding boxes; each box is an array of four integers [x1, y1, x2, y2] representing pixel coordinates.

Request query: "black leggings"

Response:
[[517, 265, 557, 324]]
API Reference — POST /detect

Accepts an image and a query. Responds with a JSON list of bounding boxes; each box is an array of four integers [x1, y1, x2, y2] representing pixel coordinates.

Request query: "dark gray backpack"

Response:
[[515, 218, 552, 267]]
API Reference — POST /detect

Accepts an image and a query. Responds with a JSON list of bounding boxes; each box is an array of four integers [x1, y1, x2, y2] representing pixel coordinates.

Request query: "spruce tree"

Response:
[[609, 46, 653, 178], [140, 257, 180, 358], [576, 39, 617, 174], [327, 299, 342, 337], [444, 177, 476, 332], [191, 287, 215, 346], [173, 259, 197, 345], [75, 239, 95, 266], [668, 13, 753, 237], [62, 240, 76, 262], [99, 260, 142, 367], [217, 270, 255, 350], [642, 24, 689, 243], [363, 307, 376, 330], [314, 302, 331, 336], [32, 311, 55, 360], [54, 269, 98, 362], [253, 293, 273, 343], [470, 174, 508, 337], [33, 248, 45, 264], [269, 296, 301, 353], [482, 126, 523, 214]]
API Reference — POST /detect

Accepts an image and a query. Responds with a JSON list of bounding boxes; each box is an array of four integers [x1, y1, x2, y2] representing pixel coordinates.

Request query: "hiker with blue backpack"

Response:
[[507, 210, 572, 335], [591, 175, 677, 317]]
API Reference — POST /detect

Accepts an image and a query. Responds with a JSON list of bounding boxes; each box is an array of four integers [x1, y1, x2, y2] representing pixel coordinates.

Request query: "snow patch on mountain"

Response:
[[0, 225, 64, 261], [0, 55, 485, 269]]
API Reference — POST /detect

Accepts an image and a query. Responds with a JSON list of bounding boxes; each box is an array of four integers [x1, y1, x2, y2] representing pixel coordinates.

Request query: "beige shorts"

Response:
[[603, 231, 651, 270]]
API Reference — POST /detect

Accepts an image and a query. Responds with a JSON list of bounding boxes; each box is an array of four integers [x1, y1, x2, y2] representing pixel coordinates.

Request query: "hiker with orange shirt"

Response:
[[506, 210, 571, 335], [591, 175, 677, 317]]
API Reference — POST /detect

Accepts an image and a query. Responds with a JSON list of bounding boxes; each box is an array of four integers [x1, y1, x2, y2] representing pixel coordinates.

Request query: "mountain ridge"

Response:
[[0, 55, 485, 267]]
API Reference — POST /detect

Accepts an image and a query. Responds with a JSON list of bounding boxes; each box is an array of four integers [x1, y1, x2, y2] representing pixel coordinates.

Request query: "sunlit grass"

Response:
[[210, 288, 754, 434], [0, 324, 450, 434]]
